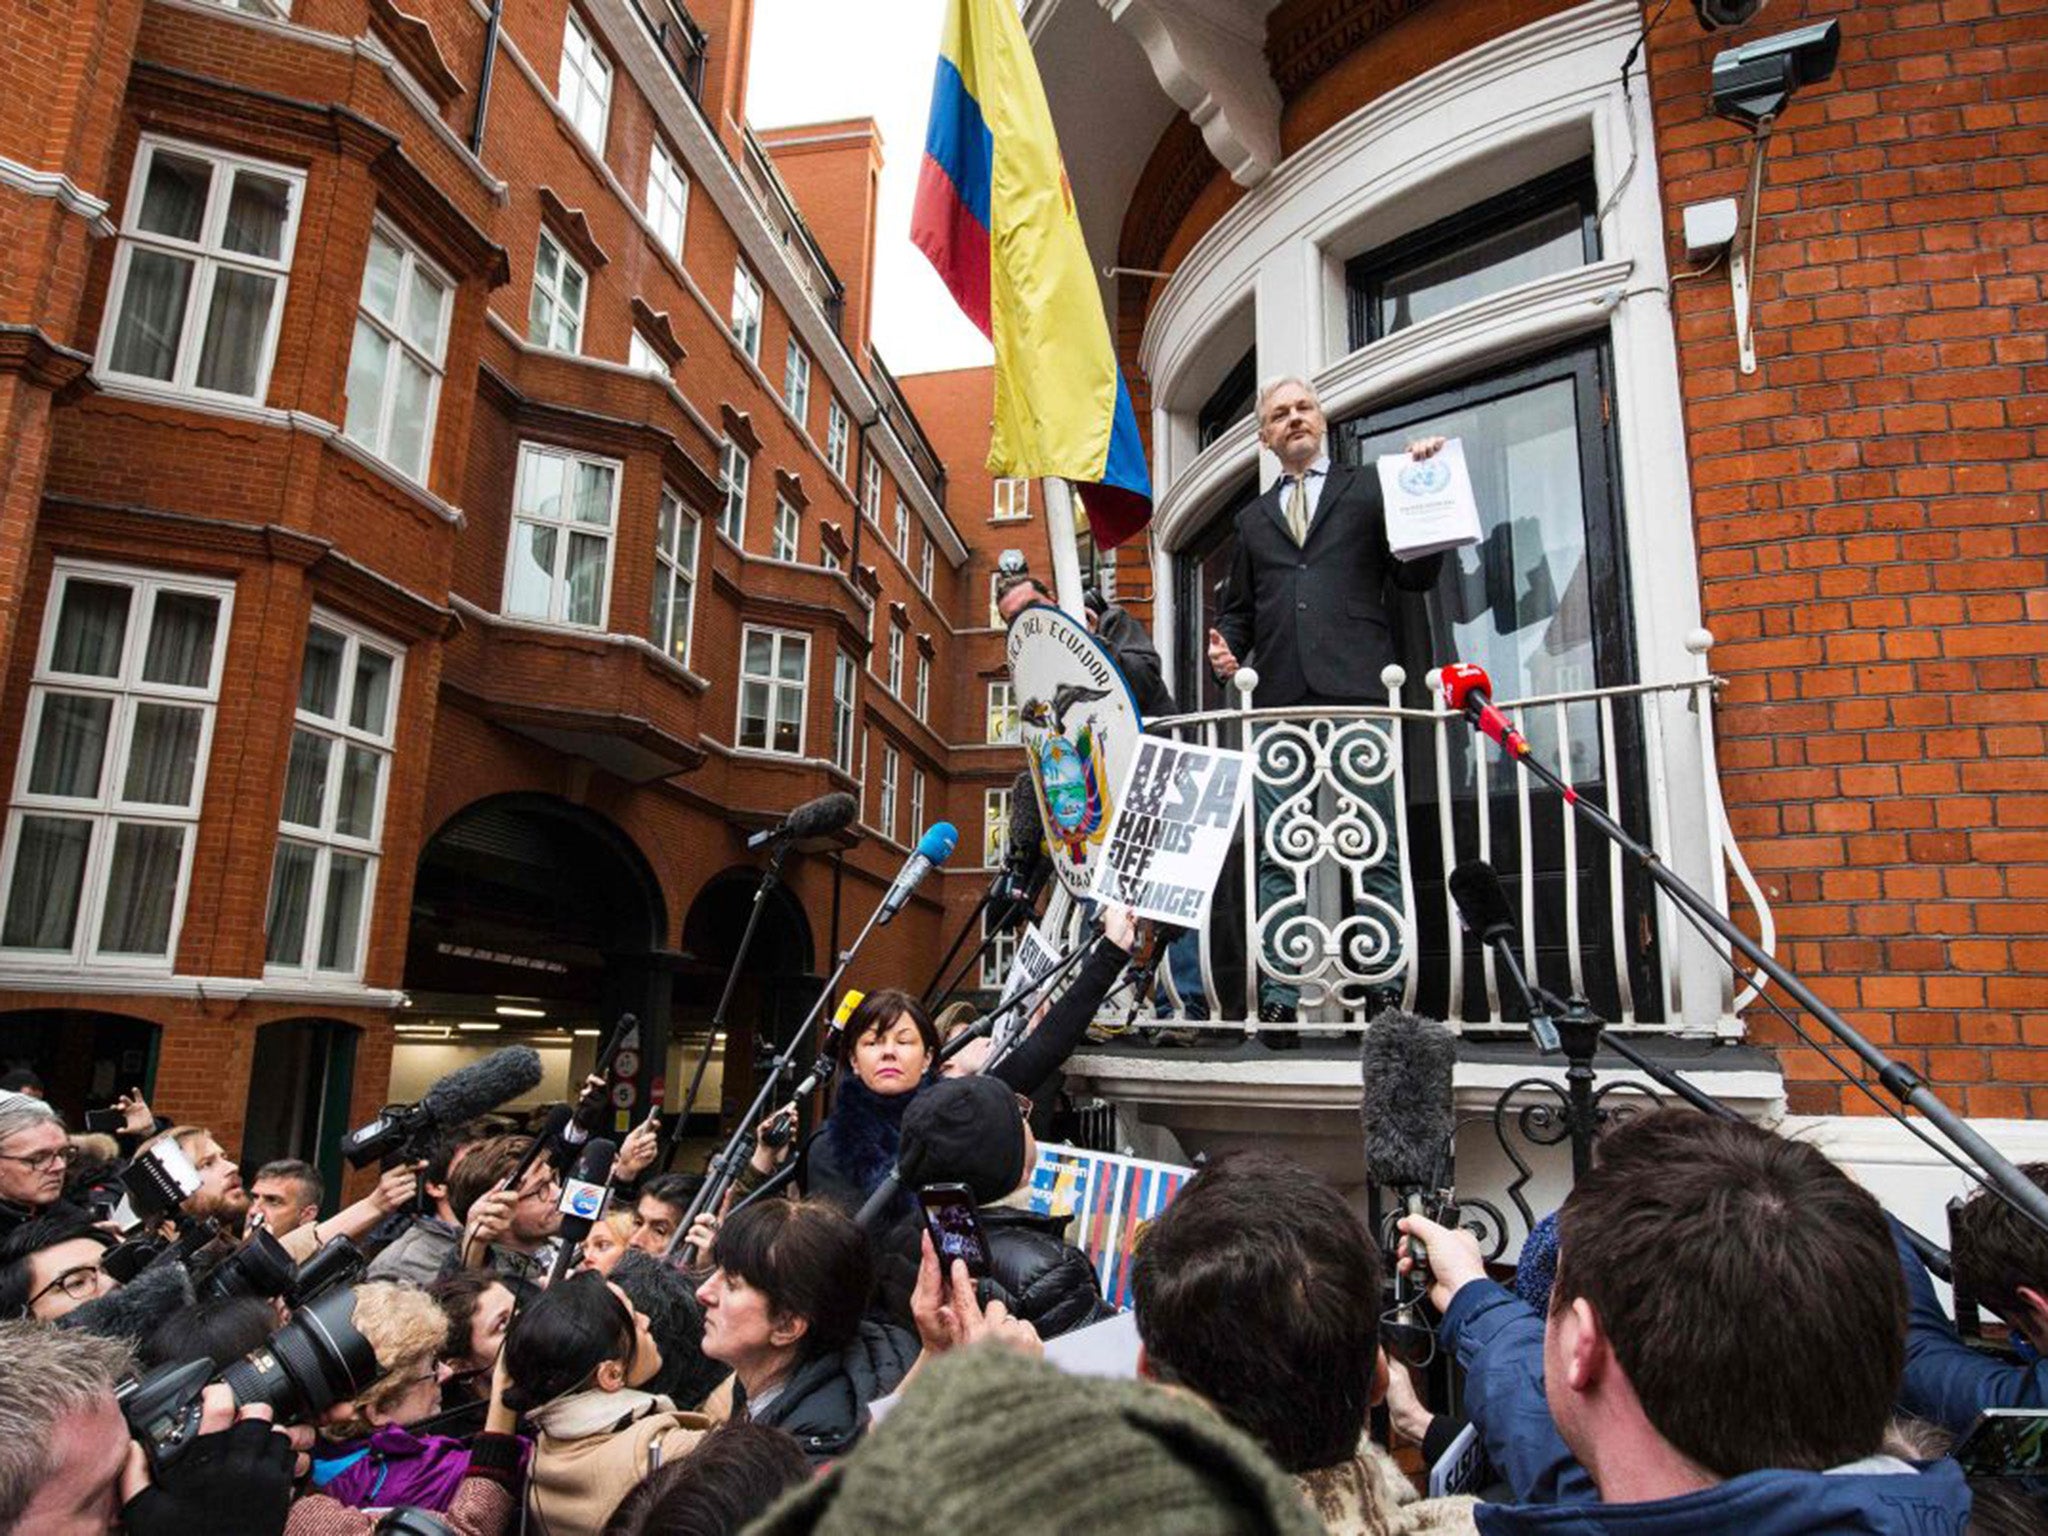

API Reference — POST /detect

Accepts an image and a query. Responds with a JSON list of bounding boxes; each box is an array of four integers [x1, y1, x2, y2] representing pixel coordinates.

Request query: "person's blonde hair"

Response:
[[324, 1282, 449, 1438], [934, 1001, 979, 1045]]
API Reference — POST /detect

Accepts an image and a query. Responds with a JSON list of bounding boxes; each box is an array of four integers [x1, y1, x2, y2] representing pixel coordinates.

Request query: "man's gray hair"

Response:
[[1255, 375, 1322, 417], [0, 1091, 57, 1150], [0, 1320, 133, 1525]]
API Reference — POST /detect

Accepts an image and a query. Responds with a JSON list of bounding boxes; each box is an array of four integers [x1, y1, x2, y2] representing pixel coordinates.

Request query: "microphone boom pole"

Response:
[[672, 835, 797, 1138], [1444, 665, 2048, 1237], [666, 841, 939, 1265]]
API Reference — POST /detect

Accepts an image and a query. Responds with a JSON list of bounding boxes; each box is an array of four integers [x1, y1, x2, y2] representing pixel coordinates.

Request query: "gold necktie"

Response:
[[1286, 473, 1310, 546]]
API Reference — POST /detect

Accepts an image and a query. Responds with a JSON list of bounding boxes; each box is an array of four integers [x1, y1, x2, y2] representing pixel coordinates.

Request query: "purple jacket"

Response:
[[312, 1425, 512, 1512]]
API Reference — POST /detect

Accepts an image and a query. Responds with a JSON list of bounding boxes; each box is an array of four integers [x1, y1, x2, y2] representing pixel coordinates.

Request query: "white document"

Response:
[[1041, 1308, 1142, 1379], [1379, 436, 1483, 560]]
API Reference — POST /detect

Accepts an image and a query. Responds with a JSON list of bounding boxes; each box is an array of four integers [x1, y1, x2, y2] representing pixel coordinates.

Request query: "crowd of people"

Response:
[[3, 985, 2044, 1534]]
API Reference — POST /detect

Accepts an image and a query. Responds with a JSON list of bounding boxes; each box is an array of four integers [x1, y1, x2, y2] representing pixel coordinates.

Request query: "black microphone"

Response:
[[1361, 1008, 1458, 1364], [1448, 860, 1518, 946], [878, 822, 959, 924], [506, 1103, 576, 1187], [747, 791, 858, 850], [565, 1014, 639, 1149], [555, 1137, 618, 1250], [1006, 771, 1045, 866], [341, 1047, 545, 1167]]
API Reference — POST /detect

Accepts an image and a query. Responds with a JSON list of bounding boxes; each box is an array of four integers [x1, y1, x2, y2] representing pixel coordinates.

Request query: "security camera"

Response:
[[1693, 0, 1765, 29], [1710, 20, 1841, 124]]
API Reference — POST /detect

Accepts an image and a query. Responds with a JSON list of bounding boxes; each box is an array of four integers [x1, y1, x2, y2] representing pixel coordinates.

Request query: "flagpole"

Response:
[[1041, 477, 1088, 612]]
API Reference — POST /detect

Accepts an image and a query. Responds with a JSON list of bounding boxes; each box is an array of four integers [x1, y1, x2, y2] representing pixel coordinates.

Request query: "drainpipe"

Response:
[[469, 0, 505, 156]]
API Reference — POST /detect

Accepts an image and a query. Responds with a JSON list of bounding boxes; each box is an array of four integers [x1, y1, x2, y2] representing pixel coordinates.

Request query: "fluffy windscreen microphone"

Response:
[[418, 1046, 545, 1126], [786, 791, 858, 840], [1006, 770, 1045, 863], [1360, 1008, 1458, 1191], [57, 1260, 194, 1342]]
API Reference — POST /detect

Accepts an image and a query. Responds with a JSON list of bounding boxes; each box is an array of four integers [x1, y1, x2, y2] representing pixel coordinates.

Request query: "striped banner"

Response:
[[1026, 1142, 1193, 1311]]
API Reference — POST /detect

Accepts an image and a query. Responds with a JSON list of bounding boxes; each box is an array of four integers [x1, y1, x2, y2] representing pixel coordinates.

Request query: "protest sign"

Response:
[[1087, 734, 1247, 927]]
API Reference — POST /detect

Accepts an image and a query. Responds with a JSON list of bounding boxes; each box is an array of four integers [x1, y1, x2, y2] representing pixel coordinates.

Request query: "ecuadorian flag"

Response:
[[911, 0, 1152, 550]]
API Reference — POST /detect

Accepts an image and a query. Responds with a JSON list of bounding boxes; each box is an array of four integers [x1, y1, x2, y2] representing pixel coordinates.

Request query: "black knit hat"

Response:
[[896, 1075, 1027, 1204]]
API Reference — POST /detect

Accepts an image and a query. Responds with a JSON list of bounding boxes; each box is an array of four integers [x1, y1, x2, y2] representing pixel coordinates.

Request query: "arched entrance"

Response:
[[401, 795, 671, 1125], [241, 1017, 360, 1213], [0, 1009, 160, 1123], [677, 868, 819, 1140]]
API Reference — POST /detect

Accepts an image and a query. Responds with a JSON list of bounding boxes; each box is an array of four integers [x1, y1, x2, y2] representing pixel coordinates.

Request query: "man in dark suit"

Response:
[[1208, 377, 1445, 1030]]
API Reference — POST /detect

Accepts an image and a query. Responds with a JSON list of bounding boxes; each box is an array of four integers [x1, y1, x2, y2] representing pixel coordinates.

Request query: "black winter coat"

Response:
[[874, 1204, 1115, 1342], [1213, 461, 1444, 707], [739, 1319, 919, 1465]]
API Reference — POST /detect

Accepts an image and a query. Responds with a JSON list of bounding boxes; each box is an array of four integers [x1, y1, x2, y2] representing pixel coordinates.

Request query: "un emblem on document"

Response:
[[1397, 457, 1452, 496]]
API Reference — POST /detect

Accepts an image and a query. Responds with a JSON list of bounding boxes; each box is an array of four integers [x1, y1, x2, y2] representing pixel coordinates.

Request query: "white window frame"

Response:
[[557, 11, 613, 155], [736, 626, 810, 756], [914, 654, 930, 723], [783, 338, 811, 425], [993, 477, 1031, 521], [886, 624, 904, 697], [919, 537, 934, 594], [529, 228, 587, 354], [879, 744, 900, 843], [343, 219, 451, 484], [893, 498, 910, 560], [771, 496, 801, 563], [831, 650, 858, 775], [96, 136, 304, 406], [501, 442, 619, 630], [652, 486, 699, 667], [644, 138, 688, 260], [730, 263, 763, 360], [264, 613, 403, 980], [909, 767, 926, 842], [0, 561, 235, 968], [862, 456, 882, 524], [826, 399, 849, 480], [982, 785, 1013, 870], [981, 905, 1020, 987], [987, 681, 1018, 744], [719, 439, 750, 545]]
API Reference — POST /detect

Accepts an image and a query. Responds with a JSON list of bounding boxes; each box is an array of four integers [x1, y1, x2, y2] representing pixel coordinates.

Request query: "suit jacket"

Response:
[[1214, 460, 1443, 707]]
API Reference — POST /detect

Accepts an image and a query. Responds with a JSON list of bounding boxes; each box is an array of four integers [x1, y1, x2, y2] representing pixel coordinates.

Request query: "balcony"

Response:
[[1049, 648, 1787, 1233]]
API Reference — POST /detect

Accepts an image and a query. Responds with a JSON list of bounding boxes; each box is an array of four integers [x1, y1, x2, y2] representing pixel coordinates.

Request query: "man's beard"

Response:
[[192, 1184, 250, 1224]]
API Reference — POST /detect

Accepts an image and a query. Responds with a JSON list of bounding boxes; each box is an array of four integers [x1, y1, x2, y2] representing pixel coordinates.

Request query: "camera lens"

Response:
[[202, 1229, 297, 1303], [218, 1286, 378, 1421]]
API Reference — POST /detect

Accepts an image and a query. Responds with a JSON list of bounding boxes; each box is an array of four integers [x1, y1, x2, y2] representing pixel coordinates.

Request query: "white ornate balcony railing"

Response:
[[1072, 635, 1773, 1039]]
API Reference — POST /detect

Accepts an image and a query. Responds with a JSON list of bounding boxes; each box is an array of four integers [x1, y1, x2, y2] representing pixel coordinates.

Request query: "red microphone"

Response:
[[1439, 663, 1533, 761]]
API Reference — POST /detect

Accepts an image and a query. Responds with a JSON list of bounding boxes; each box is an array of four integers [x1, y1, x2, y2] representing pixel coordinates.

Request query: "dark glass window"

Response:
[[1347, 162, 1599, 347], [1196, 348, 1257, 450]]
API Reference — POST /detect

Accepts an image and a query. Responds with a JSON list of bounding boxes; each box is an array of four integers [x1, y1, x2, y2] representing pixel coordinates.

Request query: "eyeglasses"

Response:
[[0, 1146, 75, 1174], [27, 1262, 104, 1309]]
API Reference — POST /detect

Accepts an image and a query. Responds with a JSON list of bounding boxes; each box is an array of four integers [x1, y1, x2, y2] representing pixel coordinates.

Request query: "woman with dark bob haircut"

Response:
[[738, 905, 1140, 1219], [694, 1197, 916, 1464], [504, 1269, 709, 1534]]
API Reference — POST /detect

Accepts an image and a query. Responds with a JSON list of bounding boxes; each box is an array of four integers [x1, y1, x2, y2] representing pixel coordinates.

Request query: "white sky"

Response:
[[745, 0, 994, 378]]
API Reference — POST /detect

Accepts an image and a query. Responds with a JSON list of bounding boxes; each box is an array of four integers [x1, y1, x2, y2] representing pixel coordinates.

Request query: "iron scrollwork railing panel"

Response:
[[1489, 1077, 1666, 1245], [1250, 712, 1411, 1016]]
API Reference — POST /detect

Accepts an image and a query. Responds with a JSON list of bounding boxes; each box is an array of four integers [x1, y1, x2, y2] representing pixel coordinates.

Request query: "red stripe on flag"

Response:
[[911, 154, 992, 339]]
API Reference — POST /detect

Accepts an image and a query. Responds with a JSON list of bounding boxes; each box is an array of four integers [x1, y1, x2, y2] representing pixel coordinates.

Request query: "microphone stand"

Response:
[[665, 875, 901, 1265], [920, 883, 1002, 1009], [1455, 701, 2048, 1236], [938, 927, 1104, 1069], [672, 837, 797, 1141]]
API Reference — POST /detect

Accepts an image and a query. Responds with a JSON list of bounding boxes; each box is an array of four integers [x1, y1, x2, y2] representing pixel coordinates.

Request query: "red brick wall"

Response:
[[1645, 0, 2048, 1114]]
